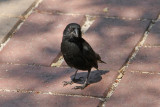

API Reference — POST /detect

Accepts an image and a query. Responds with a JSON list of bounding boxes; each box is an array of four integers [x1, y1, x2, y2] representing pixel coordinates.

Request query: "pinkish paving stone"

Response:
[[0, 12, 85, 66], [0, 92, 99, 107], [144, 21, 160, 45], [106, 0, 160, 19], [37, 0, 107, 16], [37, 0, 160, 19], [38, 69, 118, 97], [0, 64, 118, 97], [0, 65, 75, 90], [105, 71, 160, 107], [81, 18, 150, 71], [126, 48, 160, 72]]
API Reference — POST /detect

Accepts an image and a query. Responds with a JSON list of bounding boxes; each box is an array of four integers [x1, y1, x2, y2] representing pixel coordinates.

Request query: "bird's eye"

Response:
[[69, 27, 74, 32], [69, 26, 72, 30]]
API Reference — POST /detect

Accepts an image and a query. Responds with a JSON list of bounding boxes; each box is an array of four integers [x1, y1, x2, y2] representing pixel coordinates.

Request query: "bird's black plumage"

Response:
[[61, 23, 106, 89]]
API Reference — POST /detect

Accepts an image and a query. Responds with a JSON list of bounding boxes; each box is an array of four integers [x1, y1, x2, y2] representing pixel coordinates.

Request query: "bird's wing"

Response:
[[81, 39, 98, 68]]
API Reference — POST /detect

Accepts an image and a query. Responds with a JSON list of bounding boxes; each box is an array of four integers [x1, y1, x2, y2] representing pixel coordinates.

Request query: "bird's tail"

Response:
[[98, 59, 106, 64], [96, 54, 106, 64]]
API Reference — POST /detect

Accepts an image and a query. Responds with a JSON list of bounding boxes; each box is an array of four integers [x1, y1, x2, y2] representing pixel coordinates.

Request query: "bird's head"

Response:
[[63, 23, 82, 40]]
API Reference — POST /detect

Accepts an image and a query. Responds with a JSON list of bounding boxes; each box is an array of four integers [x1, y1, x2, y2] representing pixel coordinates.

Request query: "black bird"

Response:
[[61, 23, 106, 89]]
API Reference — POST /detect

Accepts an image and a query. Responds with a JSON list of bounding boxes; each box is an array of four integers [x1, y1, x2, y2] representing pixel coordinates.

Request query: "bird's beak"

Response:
[[74, 28, 79, 37]]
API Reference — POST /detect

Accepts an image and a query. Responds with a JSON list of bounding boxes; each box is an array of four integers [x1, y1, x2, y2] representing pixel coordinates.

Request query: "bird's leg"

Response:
[[73, 69, 91, 90], [72, 69, 78, 80], [63, 70, 80, 86]]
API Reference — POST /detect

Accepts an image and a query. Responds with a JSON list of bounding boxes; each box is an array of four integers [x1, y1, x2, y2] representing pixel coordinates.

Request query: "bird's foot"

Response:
[[63, 80, 74, 86], [73, 83, 89, 90], [63, 77, 83, 87]]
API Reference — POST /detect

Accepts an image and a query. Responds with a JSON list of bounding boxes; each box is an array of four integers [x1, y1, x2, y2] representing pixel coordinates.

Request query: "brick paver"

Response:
[[0, 92, 99, 107], [0, 13, 84, 66], [0, 0, 160, 107], [105, 0, 160, 19], [83, 18, 150, 71], [37, 0, 160, 19], [127, 48, 160, 72], [0, 64, 117, 97], [105, 71, 160, 107], [37, 0, 108, 16], [144, 21, 160, 46]]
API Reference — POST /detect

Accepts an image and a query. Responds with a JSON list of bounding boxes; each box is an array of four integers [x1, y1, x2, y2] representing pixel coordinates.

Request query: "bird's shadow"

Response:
[[70, 70, 109, 84]]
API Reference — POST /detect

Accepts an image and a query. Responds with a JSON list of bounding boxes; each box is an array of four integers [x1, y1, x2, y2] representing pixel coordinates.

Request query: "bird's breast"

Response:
[[61, 40, 80, 55]]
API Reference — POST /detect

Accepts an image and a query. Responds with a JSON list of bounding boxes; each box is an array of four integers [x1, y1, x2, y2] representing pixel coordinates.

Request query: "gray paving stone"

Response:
[[0, 0, 36, 16], [0, 16, 19, 43]]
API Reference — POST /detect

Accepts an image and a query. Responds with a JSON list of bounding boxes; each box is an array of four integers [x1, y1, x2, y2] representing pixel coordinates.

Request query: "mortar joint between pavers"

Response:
[[0, 62, 51, 68], [0, 88, 105, 101], [143, 45, 160, 48], [130, 70, 160, 75], [35, 9, 155, 22]]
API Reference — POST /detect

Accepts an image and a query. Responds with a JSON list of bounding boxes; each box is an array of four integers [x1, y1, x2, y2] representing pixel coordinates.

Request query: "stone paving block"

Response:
[[80, 18, 150, 71], [0, 12, 84, 66], [0, 64, 118, 97], [105, 71, 160, 107], [37, 0, 108, 16], [37, 0, 160, 19], [0, 0, 35, 16], [0, 92, 99, 107], [127, 48, 160, 72], [0, 16, 19, 43], [144, 21, 160, 46], [106, 0, 160, 19]]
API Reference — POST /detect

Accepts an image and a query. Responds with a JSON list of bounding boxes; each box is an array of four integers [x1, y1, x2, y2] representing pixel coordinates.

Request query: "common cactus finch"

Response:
[[61, 23, 106, 89]]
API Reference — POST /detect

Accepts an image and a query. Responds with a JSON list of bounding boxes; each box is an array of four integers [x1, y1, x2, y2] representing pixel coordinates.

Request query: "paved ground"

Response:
[[0, 0, 160, 107]]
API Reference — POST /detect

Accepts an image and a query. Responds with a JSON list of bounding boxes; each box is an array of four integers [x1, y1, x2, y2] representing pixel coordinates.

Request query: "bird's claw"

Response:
[[72, 83, 88, 90], [63, 81, 73, 87], [73, 86, 85, 90], [63, 77, 84, 87]]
